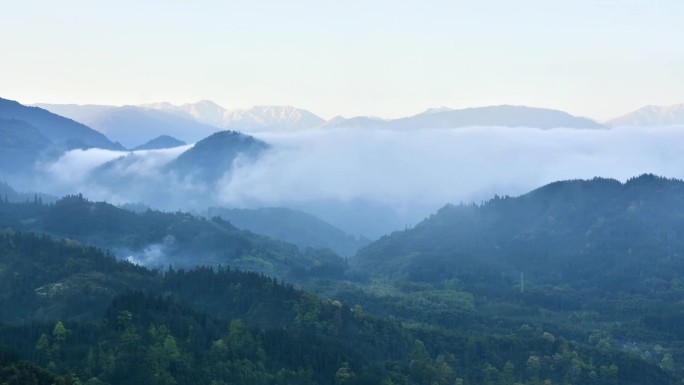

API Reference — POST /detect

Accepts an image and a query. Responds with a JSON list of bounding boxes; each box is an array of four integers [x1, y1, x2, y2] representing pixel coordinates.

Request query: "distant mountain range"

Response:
[[148, 102, 605, 130], [607, 104, 684, 127], [38, 101, 610, 138], [143, 101, 326, 132], [30, 98, 684, 137]]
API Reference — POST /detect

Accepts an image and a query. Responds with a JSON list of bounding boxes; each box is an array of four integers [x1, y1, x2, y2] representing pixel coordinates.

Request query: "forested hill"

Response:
[[322, 174, 684, 382], [0, 230, 673, 385], [353, 174, 684, 290], [0, 194, 347, 280]]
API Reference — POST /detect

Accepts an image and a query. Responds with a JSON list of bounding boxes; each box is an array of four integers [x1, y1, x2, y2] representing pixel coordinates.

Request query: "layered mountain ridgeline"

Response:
[[324, 105, 605, 130], [35, 103, 221, 148], [0, 98, 122, 150], [143, 101, 326, 132], [338, 174, 684, 371], [40, 100, 608, 135], [207, 206, 370, 257], [0, 195, 347, 280], [38, 101, 325, 141], [0, 231, 672, 385]]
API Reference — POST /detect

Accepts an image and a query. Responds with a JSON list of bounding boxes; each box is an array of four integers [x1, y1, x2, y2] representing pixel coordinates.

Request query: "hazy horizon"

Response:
[[3, 0, 683, 121]]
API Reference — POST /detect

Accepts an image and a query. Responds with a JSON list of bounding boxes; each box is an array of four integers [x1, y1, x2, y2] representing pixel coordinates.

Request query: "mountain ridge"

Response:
[[132, 135, 186, 151], [326, 105, 604, 130], [0, 98, 122, 150], [607, 103, 684, 127]]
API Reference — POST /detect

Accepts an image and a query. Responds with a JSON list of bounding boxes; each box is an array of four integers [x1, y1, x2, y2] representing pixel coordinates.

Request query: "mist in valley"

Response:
[[11, 124, 684, 238]]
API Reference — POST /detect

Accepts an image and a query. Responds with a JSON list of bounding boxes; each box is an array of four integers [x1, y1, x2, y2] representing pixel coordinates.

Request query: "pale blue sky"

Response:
[[2, 0, 683, 120]]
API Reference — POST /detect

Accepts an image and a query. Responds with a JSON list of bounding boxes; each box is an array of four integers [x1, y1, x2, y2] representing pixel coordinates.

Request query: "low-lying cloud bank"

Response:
[[19, 125, 684, 237]]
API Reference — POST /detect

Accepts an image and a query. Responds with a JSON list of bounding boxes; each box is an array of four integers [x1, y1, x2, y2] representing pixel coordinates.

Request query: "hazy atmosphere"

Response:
[[2, 1, 684, 385], [13, 124, 684, 236]]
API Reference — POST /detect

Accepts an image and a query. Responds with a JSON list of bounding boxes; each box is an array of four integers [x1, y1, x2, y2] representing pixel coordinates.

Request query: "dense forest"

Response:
[[1, 175, 684, 384], [0, 231, 673, 384]]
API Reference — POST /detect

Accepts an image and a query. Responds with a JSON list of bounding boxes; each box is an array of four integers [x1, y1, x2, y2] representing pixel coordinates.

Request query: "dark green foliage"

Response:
[[345, 174, 684, 377], [0, 230, 672, 384], [2, 175, 684, 384], [0, 230, 154, 322], [0, 194, 347, 279]]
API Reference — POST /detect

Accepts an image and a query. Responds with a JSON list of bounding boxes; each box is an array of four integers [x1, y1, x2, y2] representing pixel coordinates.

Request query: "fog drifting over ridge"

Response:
[[225, 125, 684, 205], [25, 125, 684, 237]]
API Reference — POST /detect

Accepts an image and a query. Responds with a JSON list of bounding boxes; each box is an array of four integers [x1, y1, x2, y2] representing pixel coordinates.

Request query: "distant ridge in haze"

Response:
[[133, 135, 186, 151], [0, 98, 122, 150], [325, 105, 605, 130], [36, 103, 222, 148], [607, 104, 684, 127], [222, 105, 326, 131], [38, 99, 609, 134], [150, 102, 603, 131], [0, 119, 54, 175]]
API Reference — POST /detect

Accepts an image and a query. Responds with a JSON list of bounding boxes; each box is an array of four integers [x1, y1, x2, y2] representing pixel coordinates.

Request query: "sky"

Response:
[[2, 0, 683, 120]]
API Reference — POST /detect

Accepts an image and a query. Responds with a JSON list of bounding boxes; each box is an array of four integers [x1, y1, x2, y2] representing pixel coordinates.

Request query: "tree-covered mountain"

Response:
[[133, 135, 186, 151], [0, 98, 122, 150], [207, 206, 370, 257], [0, 230, 672, 385], [0, 195, 346, 280], [353, 174, 684, 287], [335, 175, 684, 374], [166, 130, 268, 183]]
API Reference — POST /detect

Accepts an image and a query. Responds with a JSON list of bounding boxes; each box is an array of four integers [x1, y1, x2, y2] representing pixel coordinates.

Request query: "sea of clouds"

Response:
[[23, 125, 684, 236]]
